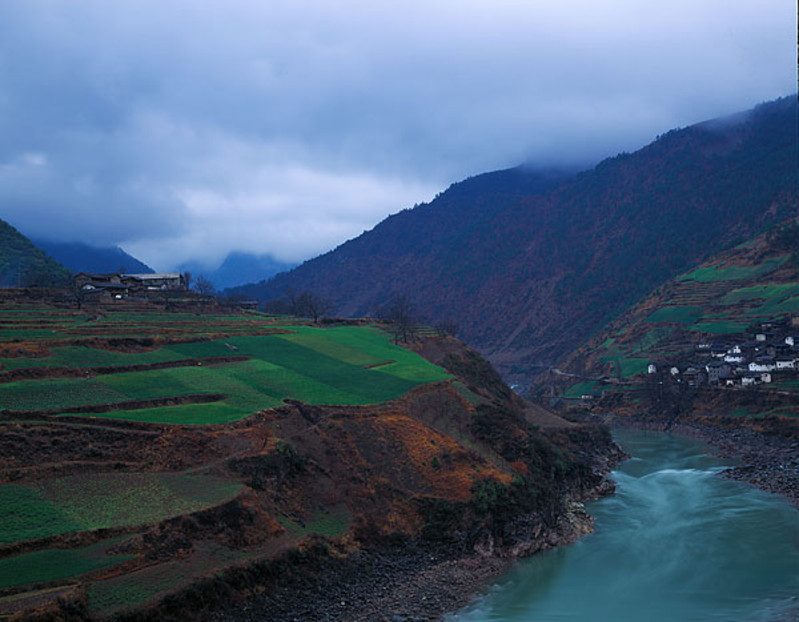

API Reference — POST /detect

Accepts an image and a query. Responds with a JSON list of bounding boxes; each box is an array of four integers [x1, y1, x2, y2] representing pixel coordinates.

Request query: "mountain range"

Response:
[[180, 252, 295, 291], [231, 96, 799, 377]]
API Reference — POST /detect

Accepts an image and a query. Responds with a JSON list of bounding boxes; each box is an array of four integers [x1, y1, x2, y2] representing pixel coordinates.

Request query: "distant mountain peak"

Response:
[[179, 251, 295, 291]]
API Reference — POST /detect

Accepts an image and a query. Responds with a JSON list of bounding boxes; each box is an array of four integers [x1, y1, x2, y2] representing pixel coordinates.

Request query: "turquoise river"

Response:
[[449, 430, 799, 622]]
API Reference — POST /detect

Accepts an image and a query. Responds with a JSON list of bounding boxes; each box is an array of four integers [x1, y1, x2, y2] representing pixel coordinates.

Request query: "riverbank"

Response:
[[208, 420, 798, 622], [209, 542, 512, 622], [209, 495, 607, 622]]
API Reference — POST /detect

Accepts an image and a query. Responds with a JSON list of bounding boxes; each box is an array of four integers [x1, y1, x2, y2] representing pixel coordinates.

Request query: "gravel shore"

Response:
[[209, 542, 513, 622], [677, 424, 799, 507]]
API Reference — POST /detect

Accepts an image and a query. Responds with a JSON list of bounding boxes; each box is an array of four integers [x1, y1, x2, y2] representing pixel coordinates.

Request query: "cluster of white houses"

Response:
[[648, 325, 799, 388]]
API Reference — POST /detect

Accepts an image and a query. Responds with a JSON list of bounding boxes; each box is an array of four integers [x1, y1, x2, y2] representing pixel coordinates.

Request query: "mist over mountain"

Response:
[[32, 239, 154, 275], [231, 96, 799, 376], [181, 252, 295, 291]]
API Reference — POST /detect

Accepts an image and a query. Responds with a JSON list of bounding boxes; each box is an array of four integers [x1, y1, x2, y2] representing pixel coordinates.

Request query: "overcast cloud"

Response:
[[0, 0, 794, 270]]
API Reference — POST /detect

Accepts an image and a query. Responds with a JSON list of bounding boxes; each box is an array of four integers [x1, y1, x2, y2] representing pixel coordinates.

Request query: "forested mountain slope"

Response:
[[32, 239, 154, 275], [234, 97, 799, 375], [0, 219, 70, 287]]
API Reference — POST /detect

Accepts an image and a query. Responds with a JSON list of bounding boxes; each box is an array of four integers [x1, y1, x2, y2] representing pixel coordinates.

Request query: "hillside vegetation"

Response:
[[552, 219, 799, 421], [232, 97, 799, 377], [32, 239, 154, 275], [0, 298, 617, 620], [0, 220, 71, 287]]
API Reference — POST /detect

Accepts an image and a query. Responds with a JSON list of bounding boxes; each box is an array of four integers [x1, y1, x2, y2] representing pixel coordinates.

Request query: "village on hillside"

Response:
[[647, 315, 799, 389]]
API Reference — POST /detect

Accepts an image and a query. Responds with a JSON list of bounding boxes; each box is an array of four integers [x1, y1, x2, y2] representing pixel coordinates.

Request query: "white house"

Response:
[[749, 357, 776, 373]]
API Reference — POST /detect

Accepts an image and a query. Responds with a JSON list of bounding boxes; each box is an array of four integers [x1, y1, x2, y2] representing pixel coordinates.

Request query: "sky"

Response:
[[0, 0, 795, 271]]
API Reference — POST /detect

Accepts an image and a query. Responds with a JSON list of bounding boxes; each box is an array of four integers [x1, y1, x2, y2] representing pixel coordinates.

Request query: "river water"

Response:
[[449, 430, 799, 622]]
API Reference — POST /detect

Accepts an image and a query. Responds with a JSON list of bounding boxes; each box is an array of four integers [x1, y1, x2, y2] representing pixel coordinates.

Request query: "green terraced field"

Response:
[[0, 318, 451, 424], [598, 355, 650, 378], [645, 306, 704, 324], [88, 559, 187, 616], [0, 485, 83, 544], [687, 320, 751, 334], [0, 377, 128, 411], [679, 256, 788, 282], [717, 283, 799, 305], [0, 345, 186, 370], [0, 538, 135, 590], [564, 381, 602, 398], [0, 474, 242, 544]]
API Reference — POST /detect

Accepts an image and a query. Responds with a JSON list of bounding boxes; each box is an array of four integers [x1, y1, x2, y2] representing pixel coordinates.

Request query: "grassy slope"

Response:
[[0, 474, 242, 544], [0, 538, 135, 590]]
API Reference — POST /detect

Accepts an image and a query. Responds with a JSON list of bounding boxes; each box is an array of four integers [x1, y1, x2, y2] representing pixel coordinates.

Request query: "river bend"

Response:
[[450, 430, 799, 622]]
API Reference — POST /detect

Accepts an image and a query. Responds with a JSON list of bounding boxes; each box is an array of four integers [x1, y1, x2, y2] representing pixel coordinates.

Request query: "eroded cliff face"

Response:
[[9, 335, 622, 621]]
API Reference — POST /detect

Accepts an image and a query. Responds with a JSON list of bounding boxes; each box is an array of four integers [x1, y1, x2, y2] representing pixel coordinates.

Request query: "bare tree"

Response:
[[194, 274, 215, 296], [377, 294, 421, 343], [73, 281, 90, 310], [435, 320, 459, 337], [294, 292, 335, 323]]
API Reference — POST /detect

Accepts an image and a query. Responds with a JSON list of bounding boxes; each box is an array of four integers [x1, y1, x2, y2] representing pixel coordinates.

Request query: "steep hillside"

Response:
[[557, 219, 799, 383], [32, 239, 154, 275], [0, 302, 619, 620], [540, 218, 799, 448], [0, 219, 71, 287], [232, 97, 799, 376]]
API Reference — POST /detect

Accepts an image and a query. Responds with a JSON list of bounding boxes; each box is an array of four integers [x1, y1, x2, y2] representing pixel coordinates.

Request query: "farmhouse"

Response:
[[123, 273, 186, 290], [706, 361, 733, 384], [73, 272, 122, 288], [74, 272, 186, 294], [683, 367, 706, 387]]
